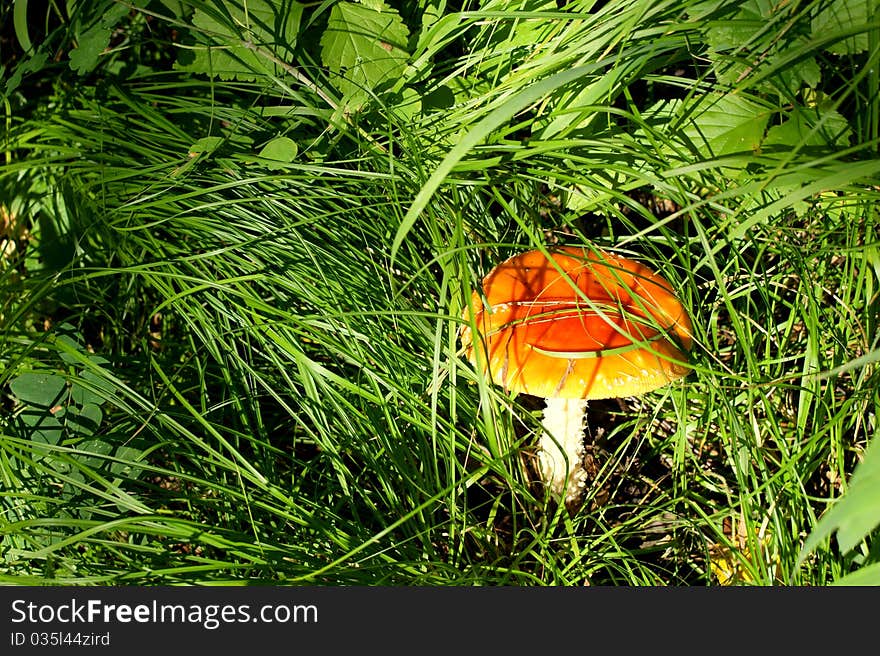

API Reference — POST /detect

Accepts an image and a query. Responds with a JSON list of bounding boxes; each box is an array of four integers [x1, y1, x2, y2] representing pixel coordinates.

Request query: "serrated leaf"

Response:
[[764, 107, 851, 149], [729, 159, 880, 239], [699, 0, 777, 49], [69, 24, 112, 74], [685, 0, 732, 20], [800, 434, 880, 559], [693, 94, 771, 156], [780, 57, 821, 91], [68, 2, 131, 74], [642, 93, 771, 167], [699, 0, 770, 87], [561, 176, 623, 213], [758, 36, 822, 92], [651, 93, 771, 160], [812, 0, 870, 55], [701, 2, 821, 92], [176, 0, 303, 81], [320, 1, 410, 107]]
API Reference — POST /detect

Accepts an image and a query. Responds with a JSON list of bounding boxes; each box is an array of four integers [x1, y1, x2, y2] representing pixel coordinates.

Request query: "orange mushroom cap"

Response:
[[460, 246, 693, 399]]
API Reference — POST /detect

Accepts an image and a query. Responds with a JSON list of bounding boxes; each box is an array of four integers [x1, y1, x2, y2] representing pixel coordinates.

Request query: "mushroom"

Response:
[[460, 245, 693, 507]]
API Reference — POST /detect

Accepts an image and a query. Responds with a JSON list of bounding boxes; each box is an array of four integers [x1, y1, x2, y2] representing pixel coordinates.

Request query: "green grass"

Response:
[[1, 0, 878, 585]]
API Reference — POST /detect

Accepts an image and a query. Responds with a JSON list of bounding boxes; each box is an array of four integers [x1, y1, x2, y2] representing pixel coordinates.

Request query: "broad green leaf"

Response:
[[69, 24, 112, 74], [421, 84, 455, 111], [764, 107, 852, 149], [258, 136, 298, 167], [68, 2, 130, 74], [13, 372, 68, 447], [700, 0, 770, 51], [812, 0, 870, 55], [685, 0, 733, 20], [60, 469, 87, 502], [727, 159, 880, 240], [69, 379, 104, 407], [157, 0, 189, 18], [80, 368, 118, 400], [54, 323, 86, 364], [701, 0, 780, 90], [536, 64, 631, 140], [561, 175, 625, 213], [800, 433, 880, 559], [682, 93, 772, 158], [10, 372, 66, 407], [390, 87, 422, 123], [74, 438, 113, 469], [644, 92, 771, 161], [773, 41, 821, 91], [36, 196, 76, 270], [66, 403, 104, 437], [4, 50, 48, 95], [20, 409, 64, 447], [474, 0, 559, 55], [190, 136, 225, 155], [700, 1, 821, 91], [111, 445, 146, 478], [176, 0, 303, 81], [320, 0, 410, 107], [832, 561, 880, 586]]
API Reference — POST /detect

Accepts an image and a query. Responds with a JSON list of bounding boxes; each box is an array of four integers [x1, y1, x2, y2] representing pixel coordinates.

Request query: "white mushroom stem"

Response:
[[537, 397, 589, 505]]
